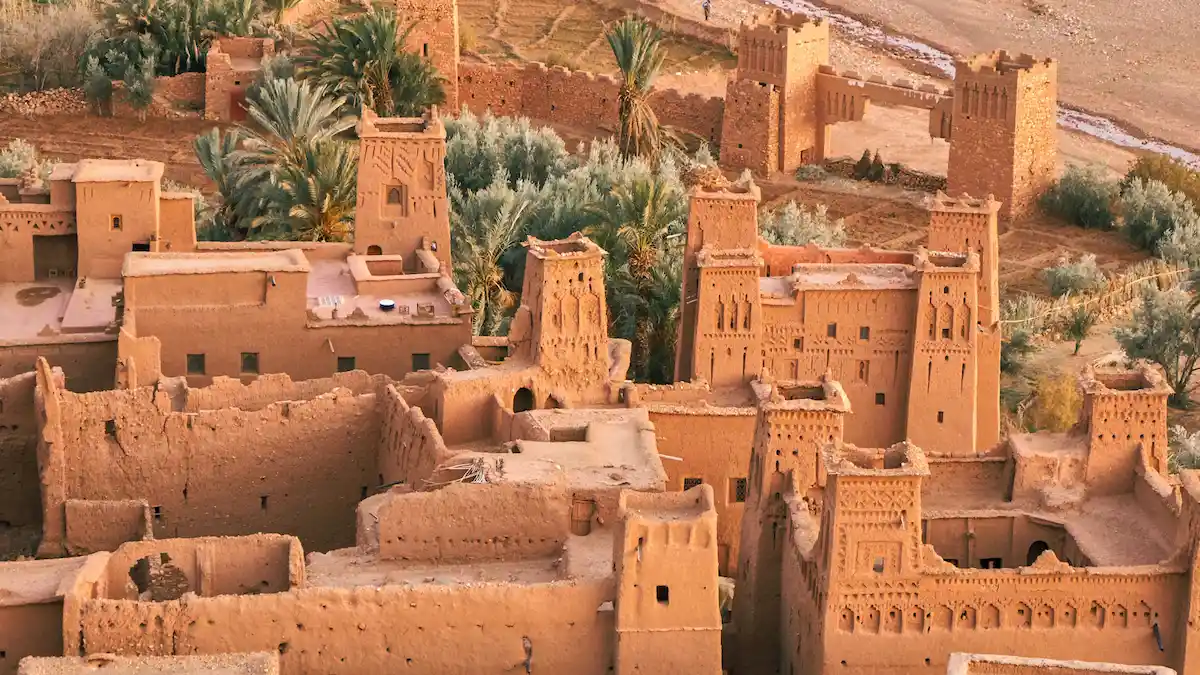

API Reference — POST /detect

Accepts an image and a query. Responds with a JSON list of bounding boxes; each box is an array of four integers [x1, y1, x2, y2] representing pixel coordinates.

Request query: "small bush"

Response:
[[1124, 154, 1200, 210], [82, 54, 114, 115], [1040, 164, 1119, 229], [0, 0, 100, 92], [1027, 371, 1081, 432], [122, 56, 156, 121], [1120, 178, 1200, 254], [1042, 253, 1106, 297], [795, 164, 827, 182], [0, 139, 40, 179], [1000, 329, 1036, 375], [459, 22, 477, 53], [1169, 425, 1200, 473], [1062, 305, 1097, 355], [759, 201, 847, 247], [543, 51, 578, 71], [866, 150, 885, 182], [852, 149, 871, 180]]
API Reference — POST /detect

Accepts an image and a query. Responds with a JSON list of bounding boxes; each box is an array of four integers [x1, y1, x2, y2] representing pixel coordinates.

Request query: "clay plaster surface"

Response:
[[0, 556, 88, 606], [0, 280, 117, 344], [17, 653, 279, 675]]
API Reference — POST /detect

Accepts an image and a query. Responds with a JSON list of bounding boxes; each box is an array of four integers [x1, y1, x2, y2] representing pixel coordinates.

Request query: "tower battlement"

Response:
[[525, 232, 606, 261], [958, 50, 1057, 77], [928, 192, 1002, 216], [914, 247, 980, 273], [823, 440, 930, 478]]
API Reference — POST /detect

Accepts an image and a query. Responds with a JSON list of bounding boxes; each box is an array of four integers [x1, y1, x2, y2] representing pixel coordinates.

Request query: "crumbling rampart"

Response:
[[458, 61, 725, 146], [0, 371, 43, 527], [377, 383, 449, 488]]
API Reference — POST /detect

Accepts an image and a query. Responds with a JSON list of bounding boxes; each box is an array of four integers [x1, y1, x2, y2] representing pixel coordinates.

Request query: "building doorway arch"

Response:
[[513, 387, 535, 413], [1026, 540, 1051, 566], [366, 245, 382, 255]]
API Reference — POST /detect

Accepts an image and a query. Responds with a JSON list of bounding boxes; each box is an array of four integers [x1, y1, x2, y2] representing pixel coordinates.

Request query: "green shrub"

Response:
[[1169, 425, 1200, 473], [0, 139, 40, 179], [852, 149, 871, 180], [1042, 253, 1106, 297], [759, 201, 846, 247], [866, 150, 885, 182], [1124, 154, 1200, 210], [795, 164, 827, 181], [1121, 178, 1200, 254], [1040, 164, 1119, 229]]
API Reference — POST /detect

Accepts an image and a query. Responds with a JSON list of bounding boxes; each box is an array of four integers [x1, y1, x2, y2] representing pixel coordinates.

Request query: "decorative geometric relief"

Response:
[[883, 607, 901, 634], [838, 608, 854, 633], [1086, 602, 1105, 629], [956, 605, 976, 630], [859, 606, 881, 633], [930, 605, 952, 631], [1132, 601, 1153, 628], [1059, 605, 1077, 628], [856, 541, 903, 577], [1013, 602, 1032, 628], [1032, 604, 1054, 629], [904, 607, 924, 633], [1108, 604, 1128, 629]]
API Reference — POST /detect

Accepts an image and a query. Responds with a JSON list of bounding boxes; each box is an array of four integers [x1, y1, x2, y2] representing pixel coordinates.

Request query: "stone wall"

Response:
[[35, 359, 382, 555], [377, 383, 448, 487], [458, 61, 725, 147]]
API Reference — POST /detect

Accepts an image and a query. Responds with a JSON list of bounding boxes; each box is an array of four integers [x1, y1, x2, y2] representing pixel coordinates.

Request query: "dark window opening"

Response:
[[826, 323, 837, 338], [872, 557, 885, 574], [656, 585, 669, 604], [937, 411, 944, 423], [105, 419, 117, 436], [111, 215, 122, 230], [683, 477, 703, 491], [941, 328, 951, 338], [513, 387, 535, 413], [152, 505, 162, 520], [260, 496, 268, 511], [793, 338, 802, 350], [875, 393, 885, 405], [241, 352, 260, 374], [387, 187, 403, 204], [412, 353, 431, 371], [422, 43, 429, 58], [944, 558, 959, 567], [337, 356, 356, 372], [366, 245, 383, 255], [132, 242, 151, 252], [859, 326, 870, 340], [730, 477, 748, 503], [1026, 541, 1051, 566], [981, 557, 1002, 569], [186, 354, 205, 375]]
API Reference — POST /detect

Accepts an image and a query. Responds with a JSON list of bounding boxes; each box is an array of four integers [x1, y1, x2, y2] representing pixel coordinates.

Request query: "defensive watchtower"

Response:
[[396, 0, 459, 109], [947, 51, 1058, 221]]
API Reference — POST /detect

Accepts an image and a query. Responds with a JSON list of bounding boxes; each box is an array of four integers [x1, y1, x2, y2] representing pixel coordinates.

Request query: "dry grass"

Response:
[[0, 0, 103, 92]]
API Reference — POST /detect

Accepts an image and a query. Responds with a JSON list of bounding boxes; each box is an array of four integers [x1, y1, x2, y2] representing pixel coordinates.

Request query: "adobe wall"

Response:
[[63, 499, 151, 555], [0, 372, 41, 527], [70, 581, 614, 675], [646, 405, 756, 575], [178, 371, 390, 413], [377, 383, 449, 488], [0, 340, 115, 393], [204, 38, 274, 122], [719, 78, 778, 173], [922, 456, 1009, 503], [759, 244, 914, 277], [457, 62, 725, 147], [759, 289, 917, 448], [36, 361, 382, 556], [0, 603, 64, 675], [157, 194, 198, 252], [0, 207, 75, 283], [370, 479, 570, 562], [948, 654, 1178, 675], [922, 514, 1083, 568], [822, 568, 1187, 675]]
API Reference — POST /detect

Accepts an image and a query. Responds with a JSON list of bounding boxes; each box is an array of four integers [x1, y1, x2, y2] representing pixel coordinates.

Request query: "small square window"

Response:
[[337, 356, 356, 372], [105, 419, 116, 436], [110, 215, 123, 230], [981, 558, 1002, 569], [186, 354, 206, 375], [859, 326, 870, 340], [941, 328, 951, 338], [875, 393, 885, 405], [826, 323, 837, 338], [240, 352, 260, 375], [730, 477, 748, 503], [793, 337, 802, 350], [937, 411, 944, 423], [412, 353, 431, 371], [872, 556, 885, 574], [132, 242, 151, 252], [655, 585, 670, 604], [683, 477, 702, 491]]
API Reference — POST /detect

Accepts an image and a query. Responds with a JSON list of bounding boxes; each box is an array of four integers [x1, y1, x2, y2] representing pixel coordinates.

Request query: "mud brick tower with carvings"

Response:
[[396, 0, 459, 109], [947, 51, 1058, 221], [353, 108, 452, 271], [719, 13, 829, 175]]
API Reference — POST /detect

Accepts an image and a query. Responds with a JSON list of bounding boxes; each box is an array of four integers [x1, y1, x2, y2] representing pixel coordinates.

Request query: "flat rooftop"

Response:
[[759, 263, 918, 296], [306, 259, 461, 325], [69, 158, 164, 184], [0, 556, 89, 606], [123, 250, 310, 277], [0, 278, 118, 345], [948, 653, 1175, 675], [18, 654, 279, 675], [508, 418, 666, 493]]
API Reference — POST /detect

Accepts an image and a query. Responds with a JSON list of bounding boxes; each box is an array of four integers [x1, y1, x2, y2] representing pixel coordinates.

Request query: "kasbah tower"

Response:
[[395, 0, 459, 111]]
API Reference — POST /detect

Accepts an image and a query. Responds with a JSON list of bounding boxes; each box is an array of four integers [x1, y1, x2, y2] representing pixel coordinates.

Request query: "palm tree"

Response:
[[261, 0, 300, 24], [605, 17, 666, 159], [297, 9, 445, 118], [102, 0, 159, 34], [194, 126, 267, 238], [588, 176, 684, 283], [235, 77, 356, 171], [252, 141, 359, 241], [451, 173, 534, 335]]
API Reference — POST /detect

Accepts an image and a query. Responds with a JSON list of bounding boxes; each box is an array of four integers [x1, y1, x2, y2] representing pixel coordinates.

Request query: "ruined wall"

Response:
[[457, 61, 725, 147], [719, 78, 778, 174], [0, 372, 41, 526], [647, 405, 756, 575], [922, 457, 1009, 504], [37, 364, 381, 556], [180, 371, 388, 413], [0, 340, 115, 393], [99, 535, 303, 600], [922, 514, 1080, 568], [372, 479, 570, 562], [377, 383, 449, 487], [72, 582, 614, 675], [152, 73, 205, 111], [204, 38, 274, 122]]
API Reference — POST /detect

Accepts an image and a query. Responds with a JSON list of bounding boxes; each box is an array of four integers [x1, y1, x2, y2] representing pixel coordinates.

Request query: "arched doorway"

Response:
[[1026, 540, 1051, 566], [513, 387, 534, 413], [366, 245, 382, 255]]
